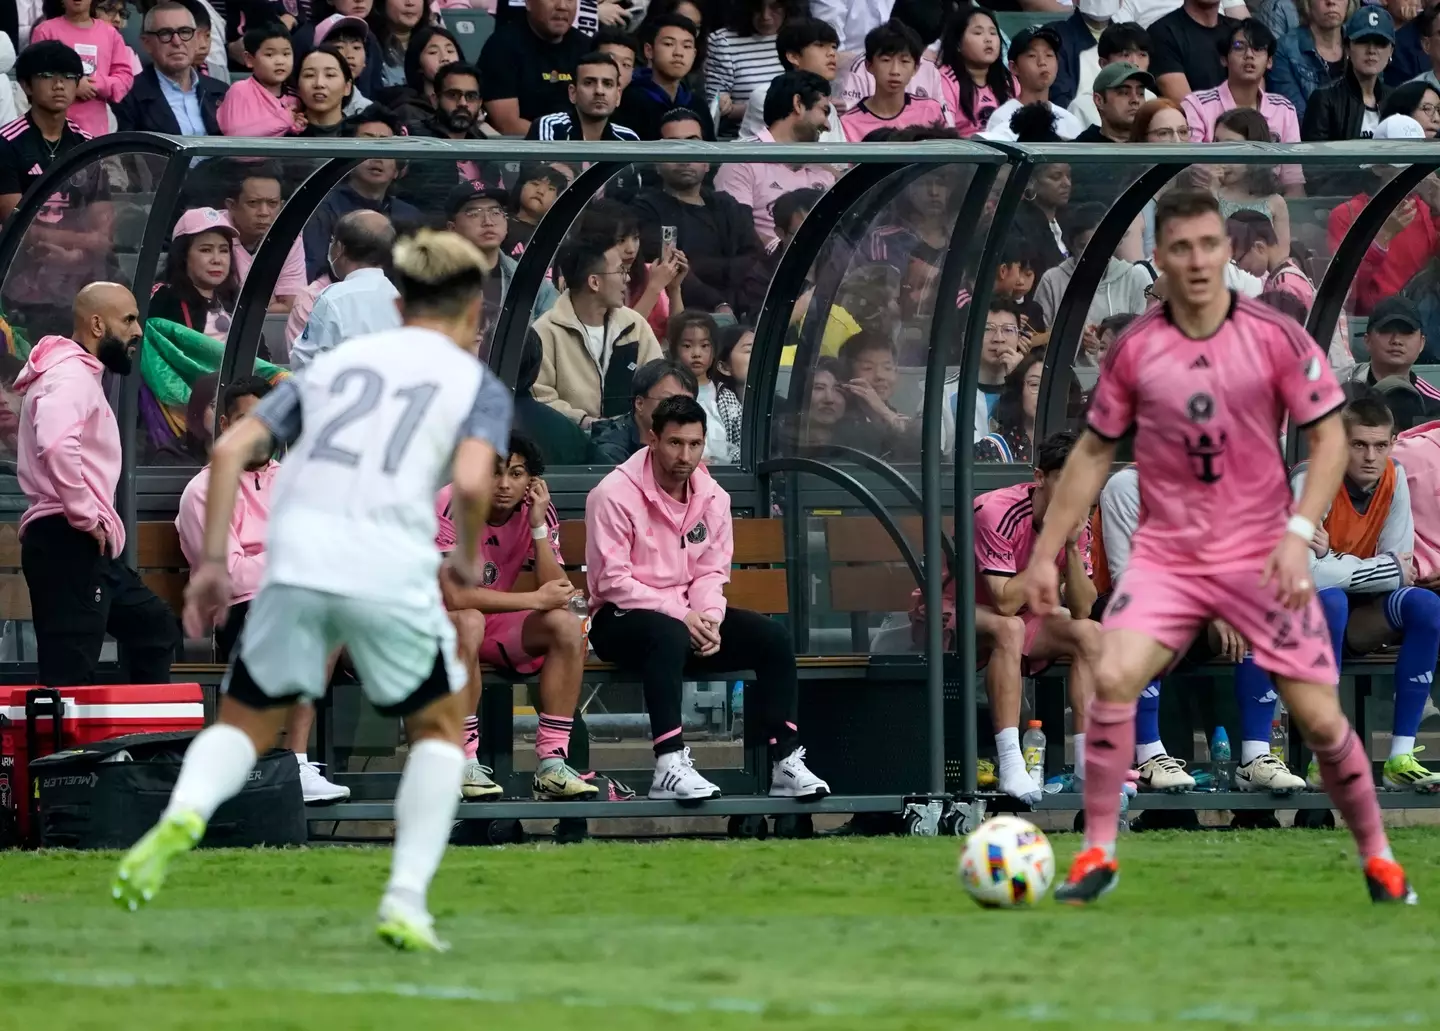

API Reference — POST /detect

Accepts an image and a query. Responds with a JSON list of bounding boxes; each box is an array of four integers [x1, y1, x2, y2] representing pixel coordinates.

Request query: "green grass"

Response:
[[3, 829, 1439, 1030]]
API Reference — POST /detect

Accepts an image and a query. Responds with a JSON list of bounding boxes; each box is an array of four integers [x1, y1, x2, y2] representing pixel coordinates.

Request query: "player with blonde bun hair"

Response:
[[114, 228, 515, 952]]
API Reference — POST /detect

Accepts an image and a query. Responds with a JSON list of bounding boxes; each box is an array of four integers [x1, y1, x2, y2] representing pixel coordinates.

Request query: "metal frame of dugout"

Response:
[[2, 135, 1438, 838]]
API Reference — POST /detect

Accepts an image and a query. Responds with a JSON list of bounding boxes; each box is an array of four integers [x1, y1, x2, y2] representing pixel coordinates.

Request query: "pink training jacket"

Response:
[[584, 447, 732, 622], [175, 459, 278, 605], [15, 335, 124, 554], [1394, 420, 1440, 581]]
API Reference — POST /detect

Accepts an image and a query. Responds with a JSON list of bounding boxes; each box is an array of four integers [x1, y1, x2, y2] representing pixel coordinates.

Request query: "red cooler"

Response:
[[0, 684, 205, 844]]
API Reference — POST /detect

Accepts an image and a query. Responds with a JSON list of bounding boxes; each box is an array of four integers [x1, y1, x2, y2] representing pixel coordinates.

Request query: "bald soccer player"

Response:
[[17, 283, 181, 686]]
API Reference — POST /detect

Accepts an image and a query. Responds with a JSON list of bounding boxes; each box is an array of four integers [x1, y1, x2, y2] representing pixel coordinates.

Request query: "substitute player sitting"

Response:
[[1293, 393, 1440, 792], [1025, 190, 1415, 905], [917, 431, 1100, 804], [114, 230, 514, 950], [436, 433, 597, 801]]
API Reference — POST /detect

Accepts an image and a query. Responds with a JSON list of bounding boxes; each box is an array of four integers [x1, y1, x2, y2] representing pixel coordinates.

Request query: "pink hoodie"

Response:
[[1393, 420, 1440, 580], [15, 335, 124, 553], [584, 448, 732, 622], [175, 460, 278, 605], [216, 76, 299, 137]]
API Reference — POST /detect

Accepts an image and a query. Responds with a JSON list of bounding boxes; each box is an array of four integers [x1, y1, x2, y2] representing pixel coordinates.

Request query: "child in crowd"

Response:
[[594, 26, 638, 91], [149, 208, 241, 343], [841, 20, 947, 141], [937, 3, 1014, 137], [289, 44, 353, 135], [668, 310, 741, 464], [715, 323, 753, 402], [502, 163, 566, 258], [218, 24, 301, 137], [991, 236, 1045, 340], [315, 13, 374, 115], [1209, 107, 1290, 258], [31, 0, 136, 138], [93, 0, 140, 74]]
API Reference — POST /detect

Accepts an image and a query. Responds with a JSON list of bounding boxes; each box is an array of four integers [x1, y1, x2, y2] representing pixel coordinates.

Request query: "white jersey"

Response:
[[251, 326, 513, 611]]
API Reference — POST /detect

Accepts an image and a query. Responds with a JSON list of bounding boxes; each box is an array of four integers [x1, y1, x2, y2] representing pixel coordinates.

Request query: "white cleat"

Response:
[[769, 746, 830, 801], [299, 761, 350, 804], [1234, 753, 1305, 794], [1136, 754, 1196, 793], [649, 746, 721, 802], [997, 763, 1043, 806], [461, 759, 504, 800]]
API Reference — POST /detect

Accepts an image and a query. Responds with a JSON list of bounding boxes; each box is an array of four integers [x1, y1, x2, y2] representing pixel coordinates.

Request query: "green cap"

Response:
[[1092, 61, 1156, 94]]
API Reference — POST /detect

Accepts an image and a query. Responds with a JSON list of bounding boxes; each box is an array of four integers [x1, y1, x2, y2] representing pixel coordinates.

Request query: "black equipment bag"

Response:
[[30, 731, 307, 849]]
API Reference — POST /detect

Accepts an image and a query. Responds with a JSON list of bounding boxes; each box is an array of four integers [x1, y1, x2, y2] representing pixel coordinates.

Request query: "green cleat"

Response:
[[376, 898, 449, 953], [111, 809, 206, 911], [533, 758, 601, 800], [1383, 749, 1440, 793]]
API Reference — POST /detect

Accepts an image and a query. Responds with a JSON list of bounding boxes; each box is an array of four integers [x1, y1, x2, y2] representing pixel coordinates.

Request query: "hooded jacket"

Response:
[[584, 447, 732, 623], [1033, 256, 1150, 351], [175, 459, 278, 606], [527, 291, 662, 424], [15, 335, 124, 553]]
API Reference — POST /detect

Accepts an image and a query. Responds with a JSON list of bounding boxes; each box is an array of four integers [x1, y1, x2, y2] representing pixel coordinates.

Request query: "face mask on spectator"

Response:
[[1078, 0, 1121, 18]]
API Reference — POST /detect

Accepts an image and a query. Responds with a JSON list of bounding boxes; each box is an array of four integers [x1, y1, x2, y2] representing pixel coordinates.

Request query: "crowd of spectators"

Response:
[[0, 0, 1437, 480]]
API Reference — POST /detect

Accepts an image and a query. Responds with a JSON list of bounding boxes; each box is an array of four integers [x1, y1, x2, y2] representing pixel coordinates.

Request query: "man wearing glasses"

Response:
[[398, 62, 505, 216], [445, 182, 558, 359], [113, 1, 227, 136], [0, 41, 113, 338]]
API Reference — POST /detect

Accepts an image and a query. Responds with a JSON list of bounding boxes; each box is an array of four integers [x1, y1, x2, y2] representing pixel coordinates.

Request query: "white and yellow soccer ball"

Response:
[[957, 816, 1056, 908]]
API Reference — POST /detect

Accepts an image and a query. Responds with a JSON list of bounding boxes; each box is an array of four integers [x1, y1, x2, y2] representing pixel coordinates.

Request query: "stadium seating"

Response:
[[439, 10, 495, 64]]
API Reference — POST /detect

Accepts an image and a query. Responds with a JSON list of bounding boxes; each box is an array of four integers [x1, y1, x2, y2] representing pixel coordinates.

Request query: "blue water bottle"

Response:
[[1211, 727, 1232, 793]]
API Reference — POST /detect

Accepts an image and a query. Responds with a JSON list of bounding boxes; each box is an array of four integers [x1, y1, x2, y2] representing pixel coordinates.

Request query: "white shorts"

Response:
[[224, 583, 465, 716]]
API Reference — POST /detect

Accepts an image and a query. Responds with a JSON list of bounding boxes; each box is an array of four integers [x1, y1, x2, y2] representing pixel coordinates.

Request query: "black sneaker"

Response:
[[1053, 847, 1120, 905]]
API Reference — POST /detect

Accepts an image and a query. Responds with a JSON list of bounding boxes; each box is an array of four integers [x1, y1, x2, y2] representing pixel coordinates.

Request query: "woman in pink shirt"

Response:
[[937, 3, 1014, 138], [32, 0, 135, 138]]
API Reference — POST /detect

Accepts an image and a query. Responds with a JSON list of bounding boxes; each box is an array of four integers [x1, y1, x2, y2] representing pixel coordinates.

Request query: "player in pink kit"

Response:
[[436, 433, 598, 801], [1024, 190, 1416, 905], [966, 431, 1100, 803]]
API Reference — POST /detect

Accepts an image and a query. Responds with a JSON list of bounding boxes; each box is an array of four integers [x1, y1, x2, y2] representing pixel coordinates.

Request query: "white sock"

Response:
[[1073, 734, 1086, 780], [385, 738, 464, 912], [1391, 735, 1417, 759], [995, 727, 1023, 773], [1240, 740, 1269, 765], [1136, 740, 1165, 764], [294, 752, 308, 767], [165, 723, 258, 823]]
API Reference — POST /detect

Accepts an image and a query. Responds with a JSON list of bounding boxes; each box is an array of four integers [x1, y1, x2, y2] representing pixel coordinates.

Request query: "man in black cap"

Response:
[[445, 181, 558, 359], [1076, 62, 1154, 143], [983, 26, 1086, 140], [1341, 296, 1440, 411]]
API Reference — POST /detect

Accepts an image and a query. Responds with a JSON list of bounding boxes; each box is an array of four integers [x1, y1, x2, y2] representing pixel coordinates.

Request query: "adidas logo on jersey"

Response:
[[27, 164, 41, 175], [484, 535, 500, 546], [1190, 355, 1211, 369]]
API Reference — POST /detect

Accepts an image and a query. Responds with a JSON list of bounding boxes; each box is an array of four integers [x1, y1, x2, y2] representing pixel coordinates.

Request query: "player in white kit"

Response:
[[112, 231, 513, 952]]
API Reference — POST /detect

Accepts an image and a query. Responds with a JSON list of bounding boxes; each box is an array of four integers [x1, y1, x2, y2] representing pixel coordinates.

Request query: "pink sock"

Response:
[[1082, 699, 1137, 856], [1312, 727, 1391, 861], [536, 714, 573, 761], [462, 715, 479, 761]]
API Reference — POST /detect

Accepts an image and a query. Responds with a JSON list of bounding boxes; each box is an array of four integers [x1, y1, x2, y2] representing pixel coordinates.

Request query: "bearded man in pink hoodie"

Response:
[[585, 394, 830, 802], [17, 282, 180, 686]]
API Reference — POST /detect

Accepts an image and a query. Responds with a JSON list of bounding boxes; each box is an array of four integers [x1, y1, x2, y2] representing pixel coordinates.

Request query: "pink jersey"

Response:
[[1086, 294, 1345, 575], [434, 485, 561, 590], [973, 481, 1092, 610], [1181, 82, 1303, 190], [840, 95, 948, 141]]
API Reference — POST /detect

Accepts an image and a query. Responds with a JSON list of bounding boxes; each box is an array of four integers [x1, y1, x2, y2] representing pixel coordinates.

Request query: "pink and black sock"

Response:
[[1311, 726, 1392, 862], [1082, 698, 1136, 858], [461, 715, 479, 762], [767, 721, 799, 764], [535, 713, 573, 762]]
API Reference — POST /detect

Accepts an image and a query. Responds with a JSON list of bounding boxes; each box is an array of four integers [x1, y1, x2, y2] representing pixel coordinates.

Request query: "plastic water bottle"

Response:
[[1211, 727, 1233, 793], [1270, 717, 1288, 763], [1022, 720, 1046, 790], [567, 592, 590, 652]]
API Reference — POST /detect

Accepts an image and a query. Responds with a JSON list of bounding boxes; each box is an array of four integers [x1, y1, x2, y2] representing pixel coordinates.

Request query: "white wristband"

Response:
[[1286, 514, 1316, 542], [531, 524, 549, 540]]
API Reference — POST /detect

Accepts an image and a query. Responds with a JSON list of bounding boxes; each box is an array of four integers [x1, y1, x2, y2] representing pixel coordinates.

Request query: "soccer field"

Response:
[[2, 829, 1437, 1031]]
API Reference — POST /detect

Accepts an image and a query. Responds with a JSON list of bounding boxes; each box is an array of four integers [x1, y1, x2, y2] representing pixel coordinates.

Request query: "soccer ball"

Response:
[[957, 815, 1056, 908]]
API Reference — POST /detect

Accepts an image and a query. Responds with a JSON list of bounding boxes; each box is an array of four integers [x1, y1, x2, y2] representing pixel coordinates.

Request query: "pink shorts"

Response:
[[478, 611, 544, 674], [1104, 562, 1336, 685]]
